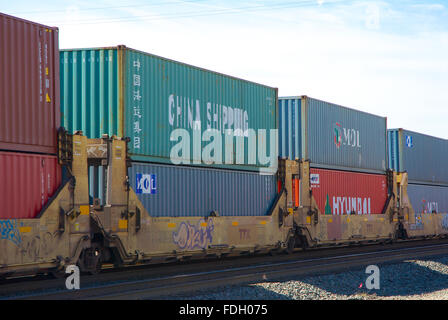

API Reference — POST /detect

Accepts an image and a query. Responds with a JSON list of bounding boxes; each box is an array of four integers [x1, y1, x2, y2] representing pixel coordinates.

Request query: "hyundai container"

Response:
[[310, 168, 388, 215]]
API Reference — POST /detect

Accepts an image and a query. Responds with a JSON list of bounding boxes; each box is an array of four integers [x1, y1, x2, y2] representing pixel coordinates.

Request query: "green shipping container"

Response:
[[61, 46, 278, 172]]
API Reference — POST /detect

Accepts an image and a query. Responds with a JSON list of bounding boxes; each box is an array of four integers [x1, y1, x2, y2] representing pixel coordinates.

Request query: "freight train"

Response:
[[1, 12, 447, 278]]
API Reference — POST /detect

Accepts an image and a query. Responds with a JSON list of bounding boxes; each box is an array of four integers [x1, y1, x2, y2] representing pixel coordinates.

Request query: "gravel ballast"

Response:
[[166, 255, 448, 300]]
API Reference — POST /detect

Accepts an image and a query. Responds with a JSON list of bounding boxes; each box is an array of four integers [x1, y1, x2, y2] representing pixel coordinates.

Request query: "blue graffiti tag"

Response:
[[0, 220, 22, 246], [172, 218, 214, 250]]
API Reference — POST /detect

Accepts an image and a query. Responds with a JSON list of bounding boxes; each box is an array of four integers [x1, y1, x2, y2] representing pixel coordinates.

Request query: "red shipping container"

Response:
[[0, 13, 60, 154], [310, 168, 387, 215], [0, 151, 61, 219]]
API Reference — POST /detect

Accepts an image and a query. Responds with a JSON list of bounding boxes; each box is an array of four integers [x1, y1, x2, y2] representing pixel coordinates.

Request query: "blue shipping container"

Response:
[[388, 129, 448, 186], [128, 162, 277, 217], [279, 96, 387, 173], [407, 184, 448, 214]]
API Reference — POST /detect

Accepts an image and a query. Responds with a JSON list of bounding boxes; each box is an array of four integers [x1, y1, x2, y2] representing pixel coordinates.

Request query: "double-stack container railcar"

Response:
[[1, 11, 447, 279]]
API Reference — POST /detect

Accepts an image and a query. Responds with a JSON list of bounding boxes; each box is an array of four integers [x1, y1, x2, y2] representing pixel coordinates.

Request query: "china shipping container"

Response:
[[278, 96, 387, 174], [60, 46, 278, 172], [388, 128, 448, 186], [127, 162, 277, 217], [406, 184, 448, 214], [0, 13, 60, 154], [310, 168, 388, 215], [0, 151, 62, 219]]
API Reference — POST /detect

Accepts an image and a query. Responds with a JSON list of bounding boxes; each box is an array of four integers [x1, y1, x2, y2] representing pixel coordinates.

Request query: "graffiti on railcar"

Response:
[[442, 214, 448, 231], [173, 218, 214, 250], [410, 213, 424, 230], [0, 220, 22, 246]]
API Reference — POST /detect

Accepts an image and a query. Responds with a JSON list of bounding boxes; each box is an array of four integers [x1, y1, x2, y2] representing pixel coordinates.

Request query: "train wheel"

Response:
[[78, 247, 102, 275], [50, 269, 66, 279], [286, 235, 296, 254]]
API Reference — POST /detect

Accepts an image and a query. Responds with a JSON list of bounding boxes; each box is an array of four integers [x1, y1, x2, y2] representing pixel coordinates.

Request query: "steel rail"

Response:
[[7, 242, 448, 300]]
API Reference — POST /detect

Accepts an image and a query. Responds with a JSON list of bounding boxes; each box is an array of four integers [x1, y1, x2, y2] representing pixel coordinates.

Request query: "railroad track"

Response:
[[3, 239, 448, 300]]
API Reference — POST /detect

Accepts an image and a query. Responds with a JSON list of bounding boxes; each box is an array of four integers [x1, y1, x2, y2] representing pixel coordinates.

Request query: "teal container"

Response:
[[61, 46, 278, 172], [60, 48, 120, 139]]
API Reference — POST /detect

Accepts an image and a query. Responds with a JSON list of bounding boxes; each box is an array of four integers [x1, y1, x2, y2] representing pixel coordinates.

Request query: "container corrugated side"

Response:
[[87, 166, 106, 205], [0, 151, 61, 219], [279, 96, 387, 173], [0, 13, 60, 154], [60, 46, 278, 172], [125, 48, 277, 173], [407, 184, 448, 214], [278, 97, 301, 160], [388, 128, 448, 186], [310, 168, 388, 215], [387, 129, 400, 173], [128, 162, 277, 217], [60, 48, 121, 139]]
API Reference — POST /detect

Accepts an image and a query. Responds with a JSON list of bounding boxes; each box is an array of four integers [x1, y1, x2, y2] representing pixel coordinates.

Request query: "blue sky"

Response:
[[3, 1, 448, 139]]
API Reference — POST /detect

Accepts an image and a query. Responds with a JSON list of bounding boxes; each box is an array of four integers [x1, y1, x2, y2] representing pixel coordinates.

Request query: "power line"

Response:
[[7, 0, 208, 15], [51, 0, 353, 26]]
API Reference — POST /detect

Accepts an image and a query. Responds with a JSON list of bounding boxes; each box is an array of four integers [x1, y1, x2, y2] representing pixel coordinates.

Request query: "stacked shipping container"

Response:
[[61, 46, 279, 216], [406, 184, 448, 215], [0, 13, 60, 154], [0, 152, 61, 219], [60, 46, 278, 172], [128, 163, 277, 217], [388, 128, 448, 214], [388, 129, 448, 186], [279, 96, 388, 215], [310, 168, 387, 216], [278, 96, 387, 173], [0, 13, 62, 219]]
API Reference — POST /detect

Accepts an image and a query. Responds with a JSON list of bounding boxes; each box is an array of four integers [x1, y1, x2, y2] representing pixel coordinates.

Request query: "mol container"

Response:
[[406, 184, 448, 214], [388, 129, 448, 186], [0, 151, 61, 219], [279, 96, 387, 174], [0, 13, 60, 154], [61, 46, 278, 172], [128, 162, 277, 217], [310, 168, 388, 215]]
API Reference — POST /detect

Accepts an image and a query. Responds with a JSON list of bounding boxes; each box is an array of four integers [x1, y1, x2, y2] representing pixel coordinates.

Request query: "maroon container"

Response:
[[310, 168, 388, 215], [0, 12, 60, 154], [0, 151, 62, 219]]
